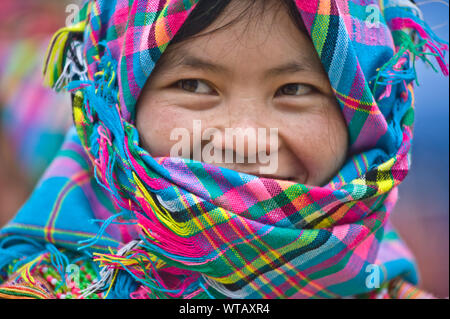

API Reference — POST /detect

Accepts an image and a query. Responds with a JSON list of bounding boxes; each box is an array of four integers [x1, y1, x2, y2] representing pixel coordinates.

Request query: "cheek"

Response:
[[284, 106, 348, 184], [326, 111, 349, 165], [136, 96, 195, 156]]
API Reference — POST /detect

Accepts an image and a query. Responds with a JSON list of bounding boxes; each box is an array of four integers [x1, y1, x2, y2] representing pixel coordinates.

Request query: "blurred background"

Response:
[[392, 1, 449, 298], [0, 0, 448, 298], [0, 0, 74, 226]]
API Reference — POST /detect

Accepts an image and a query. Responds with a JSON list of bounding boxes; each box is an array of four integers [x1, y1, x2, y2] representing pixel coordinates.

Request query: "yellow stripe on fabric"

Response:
[[236, 218, 336, 298], [333, 89, 381, 113], [169, 190, 265, 294], [0, 287, 49, 299], [374, 158, 396, 193], [174, 194, 266, 295], [94, 250, 164, 270], [167, 184, 236, 242], [197, 211, 267, 298], [44, 33, 68, 86], [222, 218, 284, 298], [136, 177, 251, 287], [353, 157, 364, 176], [15, 254, 47, 285], [301, 207, 334, 227], [188, 196, 218, 232], [408, 83, 415, 109], [362, 153, 370, 172], [379, 0, 384, 13], [212, 227, 337, 298], [351, 157, 395, 195], [104, 268, 119, 299], [132, 172, 192, 237], [42, 19, 86, 87], [202, 219, 336, 297], [315, 202, 355, 229], [171, 186, 223, 248], [73, 92, 88, 138]]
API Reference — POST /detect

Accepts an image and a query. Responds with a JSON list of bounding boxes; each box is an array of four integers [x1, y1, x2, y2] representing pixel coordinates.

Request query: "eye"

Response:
[[176, 79, 215, 95], [276, 83, 313, 97]]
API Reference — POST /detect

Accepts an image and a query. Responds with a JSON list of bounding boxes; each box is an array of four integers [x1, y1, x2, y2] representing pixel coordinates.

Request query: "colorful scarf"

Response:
[[0, 0, 448, 299]]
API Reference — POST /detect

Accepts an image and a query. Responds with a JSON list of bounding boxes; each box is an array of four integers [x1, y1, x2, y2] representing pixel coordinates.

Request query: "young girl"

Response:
[[0, 0, 447, 299]]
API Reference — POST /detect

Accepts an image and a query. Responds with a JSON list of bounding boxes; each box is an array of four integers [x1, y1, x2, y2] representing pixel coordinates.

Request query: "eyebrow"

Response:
[[159, 49, 316, 78]]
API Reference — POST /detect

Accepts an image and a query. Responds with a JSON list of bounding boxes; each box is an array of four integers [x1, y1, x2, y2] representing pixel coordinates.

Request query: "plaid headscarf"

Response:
[[0, 0, 447, 299]]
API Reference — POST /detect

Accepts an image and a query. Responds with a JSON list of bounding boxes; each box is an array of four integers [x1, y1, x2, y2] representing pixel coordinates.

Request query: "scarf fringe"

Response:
[[374, 8, 448, 100], [81, 239, 141, 298], [0, 236, 59, 283], [42, 2, 90, 90], [67, 45, 213, 274], [0, 236, 101, 299], [82, 239, 215, 299]]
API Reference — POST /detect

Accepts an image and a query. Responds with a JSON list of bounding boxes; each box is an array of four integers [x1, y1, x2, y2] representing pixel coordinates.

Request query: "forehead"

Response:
[[155, 1, 322, 74]]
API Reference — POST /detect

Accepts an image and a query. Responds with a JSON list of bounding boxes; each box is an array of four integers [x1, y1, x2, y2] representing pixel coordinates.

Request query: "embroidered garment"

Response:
[[0, 0, 448, 299]]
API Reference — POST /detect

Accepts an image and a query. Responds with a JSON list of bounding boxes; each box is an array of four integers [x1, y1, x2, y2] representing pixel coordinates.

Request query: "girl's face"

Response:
[[136, 1, 348, 186]]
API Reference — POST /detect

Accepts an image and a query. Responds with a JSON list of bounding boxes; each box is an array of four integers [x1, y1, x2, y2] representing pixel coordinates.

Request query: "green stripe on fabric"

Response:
[[311, 14, 330, 57]]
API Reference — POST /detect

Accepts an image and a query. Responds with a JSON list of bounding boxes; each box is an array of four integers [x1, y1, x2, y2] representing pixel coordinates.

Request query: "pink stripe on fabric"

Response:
[[294, 0, 319, 13]]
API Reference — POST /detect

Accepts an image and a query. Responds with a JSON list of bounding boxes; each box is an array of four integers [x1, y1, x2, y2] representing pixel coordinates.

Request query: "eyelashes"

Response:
[[176, 79, 216, 95], [174, 79, 315, 97], [275, 83, 313, 97]]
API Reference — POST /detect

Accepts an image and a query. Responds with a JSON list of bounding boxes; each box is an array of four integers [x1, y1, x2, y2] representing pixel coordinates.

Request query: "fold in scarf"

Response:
[[1, 0, 448, 299]]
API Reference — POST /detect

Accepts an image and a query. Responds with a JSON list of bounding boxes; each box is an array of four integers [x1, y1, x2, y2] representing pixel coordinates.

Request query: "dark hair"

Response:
[[170, 0, 307, 45]]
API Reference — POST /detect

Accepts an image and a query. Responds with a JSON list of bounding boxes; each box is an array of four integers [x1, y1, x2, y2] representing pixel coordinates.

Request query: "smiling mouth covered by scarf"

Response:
[[0, 0, 448, 299]]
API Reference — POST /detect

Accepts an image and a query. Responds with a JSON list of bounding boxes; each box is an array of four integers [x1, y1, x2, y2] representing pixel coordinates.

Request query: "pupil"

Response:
[[182, 79, 198, 92], [283, 84, 298, 95]]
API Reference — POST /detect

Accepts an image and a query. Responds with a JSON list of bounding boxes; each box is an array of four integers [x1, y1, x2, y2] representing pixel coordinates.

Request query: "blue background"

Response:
[[391, 1, 449, 297]]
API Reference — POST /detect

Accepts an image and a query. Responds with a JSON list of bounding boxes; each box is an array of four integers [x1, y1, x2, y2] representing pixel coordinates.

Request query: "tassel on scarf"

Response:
[[42, 2, 90, 90], [374, 4, 448, 100]]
